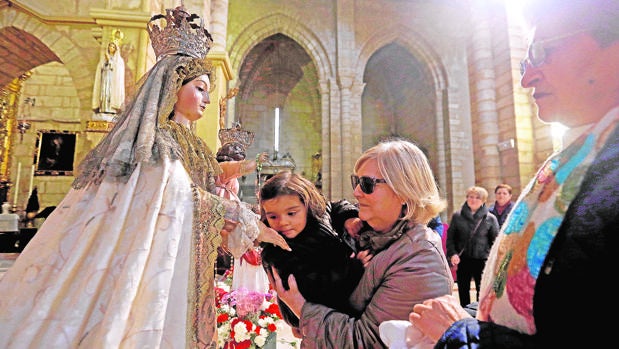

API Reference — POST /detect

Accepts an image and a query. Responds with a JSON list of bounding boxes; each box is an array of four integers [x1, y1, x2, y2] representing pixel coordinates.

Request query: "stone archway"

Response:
[[228, 14, 332, 197], [354, 23, 456, 208], [233, 33, 321, 201], [0, 7, 98, 117], [0, 27, 60, 89]]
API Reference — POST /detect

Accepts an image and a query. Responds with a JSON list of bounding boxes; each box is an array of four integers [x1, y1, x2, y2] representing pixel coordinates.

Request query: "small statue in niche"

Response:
[[311, 150, 322, 188], [92, 30, 126, 117]]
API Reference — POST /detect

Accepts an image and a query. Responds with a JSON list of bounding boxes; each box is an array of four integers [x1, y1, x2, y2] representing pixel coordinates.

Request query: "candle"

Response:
[[28, 164, 35, 195], [13, 162, 21, 206], [274, 107, 279, 152]]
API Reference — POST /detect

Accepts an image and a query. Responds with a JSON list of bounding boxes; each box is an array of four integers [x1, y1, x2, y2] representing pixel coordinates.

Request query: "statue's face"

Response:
[[175, 74, 210, 122], [108, 42, 117, 55], [223, 142, 245, 161]]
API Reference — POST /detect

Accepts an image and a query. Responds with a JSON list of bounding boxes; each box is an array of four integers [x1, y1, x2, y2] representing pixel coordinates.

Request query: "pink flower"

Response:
[[215, 269, 282, 348], [234, 288, 265, 317]]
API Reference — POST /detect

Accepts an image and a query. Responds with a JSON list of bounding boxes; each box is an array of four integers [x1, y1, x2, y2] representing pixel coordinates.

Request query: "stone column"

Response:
[[468, 2, 501, 189], [332, 0, 357, 200], [195, 0, 234, 149], [210, 0, 228, 52]]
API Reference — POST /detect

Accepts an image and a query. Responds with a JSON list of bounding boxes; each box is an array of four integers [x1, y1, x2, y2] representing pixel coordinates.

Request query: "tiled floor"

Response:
[[452, 280, 479, 304]]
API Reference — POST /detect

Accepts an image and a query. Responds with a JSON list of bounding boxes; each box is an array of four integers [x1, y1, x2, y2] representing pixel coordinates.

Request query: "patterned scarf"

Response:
[[477, 108, 619, 334]]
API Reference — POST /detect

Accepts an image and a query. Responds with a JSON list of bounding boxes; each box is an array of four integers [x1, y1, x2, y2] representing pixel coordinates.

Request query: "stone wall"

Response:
[[1, 0, 554, 219]]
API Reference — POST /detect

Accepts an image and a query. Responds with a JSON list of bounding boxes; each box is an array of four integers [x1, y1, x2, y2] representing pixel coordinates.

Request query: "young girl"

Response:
[[259, 171, 366, 334]]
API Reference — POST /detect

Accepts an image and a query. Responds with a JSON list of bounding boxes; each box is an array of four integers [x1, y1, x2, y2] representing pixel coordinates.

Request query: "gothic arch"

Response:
[[228, 13, 333, 85], [356, 23, 447, 92], [355, 23, 453, 200]]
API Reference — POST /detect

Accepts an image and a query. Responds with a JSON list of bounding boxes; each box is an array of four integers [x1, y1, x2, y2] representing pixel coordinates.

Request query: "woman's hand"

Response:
[[267, 267, 306, 318], [344, 217, 364, 239], [450, 254, 460, 267], [409, 295, 472, 342], [257, 221, 291, 251], [352, 249, 373, 267]]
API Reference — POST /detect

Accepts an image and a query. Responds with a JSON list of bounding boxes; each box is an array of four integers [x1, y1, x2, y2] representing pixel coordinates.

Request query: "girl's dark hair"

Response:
[[258, 171, 326, 219]]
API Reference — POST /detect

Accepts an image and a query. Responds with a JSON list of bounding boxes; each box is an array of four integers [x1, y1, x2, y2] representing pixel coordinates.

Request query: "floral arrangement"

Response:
[[215, 270, 282, 349]]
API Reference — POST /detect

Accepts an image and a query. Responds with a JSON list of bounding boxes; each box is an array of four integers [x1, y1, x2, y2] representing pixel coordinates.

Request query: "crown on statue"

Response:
[[147, 3, 213, 60], [111, 29, 124, 46], [218, 122, 255, 150]]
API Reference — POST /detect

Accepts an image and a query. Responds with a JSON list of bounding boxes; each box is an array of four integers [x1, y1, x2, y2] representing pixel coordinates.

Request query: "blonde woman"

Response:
[[445, 186, 499, 307], [268, 139, 453, 348]]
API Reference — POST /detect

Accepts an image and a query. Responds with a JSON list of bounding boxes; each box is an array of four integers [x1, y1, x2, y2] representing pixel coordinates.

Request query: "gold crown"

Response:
[[111, 28, 124, 46], [218, 122, 255, 150], [147, 3, 213, 60]]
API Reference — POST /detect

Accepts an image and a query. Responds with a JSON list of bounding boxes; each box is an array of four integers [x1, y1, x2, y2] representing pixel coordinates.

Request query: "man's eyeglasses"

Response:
[[520, 29, 590, 76], [351, 175, 387, 194]]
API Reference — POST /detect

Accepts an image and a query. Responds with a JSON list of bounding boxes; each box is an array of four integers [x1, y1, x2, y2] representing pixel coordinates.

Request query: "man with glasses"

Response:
[[409, 1, 619, 348]]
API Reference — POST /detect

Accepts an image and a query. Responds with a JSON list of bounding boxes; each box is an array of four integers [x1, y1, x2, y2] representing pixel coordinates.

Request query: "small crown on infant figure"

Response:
[[218, 122, 255, 150], [147, 0, 213, 60]]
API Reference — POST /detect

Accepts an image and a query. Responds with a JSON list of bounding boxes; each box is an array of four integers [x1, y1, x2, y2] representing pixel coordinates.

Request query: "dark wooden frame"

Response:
[[34, 130, 77, 176]]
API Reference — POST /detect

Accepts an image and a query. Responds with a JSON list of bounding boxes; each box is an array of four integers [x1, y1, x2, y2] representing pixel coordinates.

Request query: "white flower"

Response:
[[257, 316, 274, 328], [216, 332, 227, 347], [217, 323, 232, 348], [254, 327, 270, 347], [254, 334, 267, 347], [260, 299, 271, 311], [233, 321, 252, 342], [221, 304, 236, 316]]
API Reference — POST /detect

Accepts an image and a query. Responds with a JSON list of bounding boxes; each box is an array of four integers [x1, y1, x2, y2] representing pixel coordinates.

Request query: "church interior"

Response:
[[1, 0, 559, 246]]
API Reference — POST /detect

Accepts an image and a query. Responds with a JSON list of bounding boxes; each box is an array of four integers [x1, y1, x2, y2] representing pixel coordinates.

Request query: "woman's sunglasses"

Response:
[[351, 175, 387, 194]]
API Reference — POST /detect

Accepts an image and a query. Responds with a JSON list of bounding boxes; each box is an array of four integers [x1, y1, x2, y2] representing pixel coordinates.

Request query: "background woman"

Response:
[[268, 139, 453, 348], [488, 183, 514, 229], [445, 186, 499, 307]]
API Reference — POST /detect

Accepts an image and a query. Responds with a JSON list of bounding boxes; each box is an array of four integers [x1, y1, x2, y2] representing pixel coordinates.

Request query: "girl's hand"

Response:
[[344, 217, 364, 239]]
